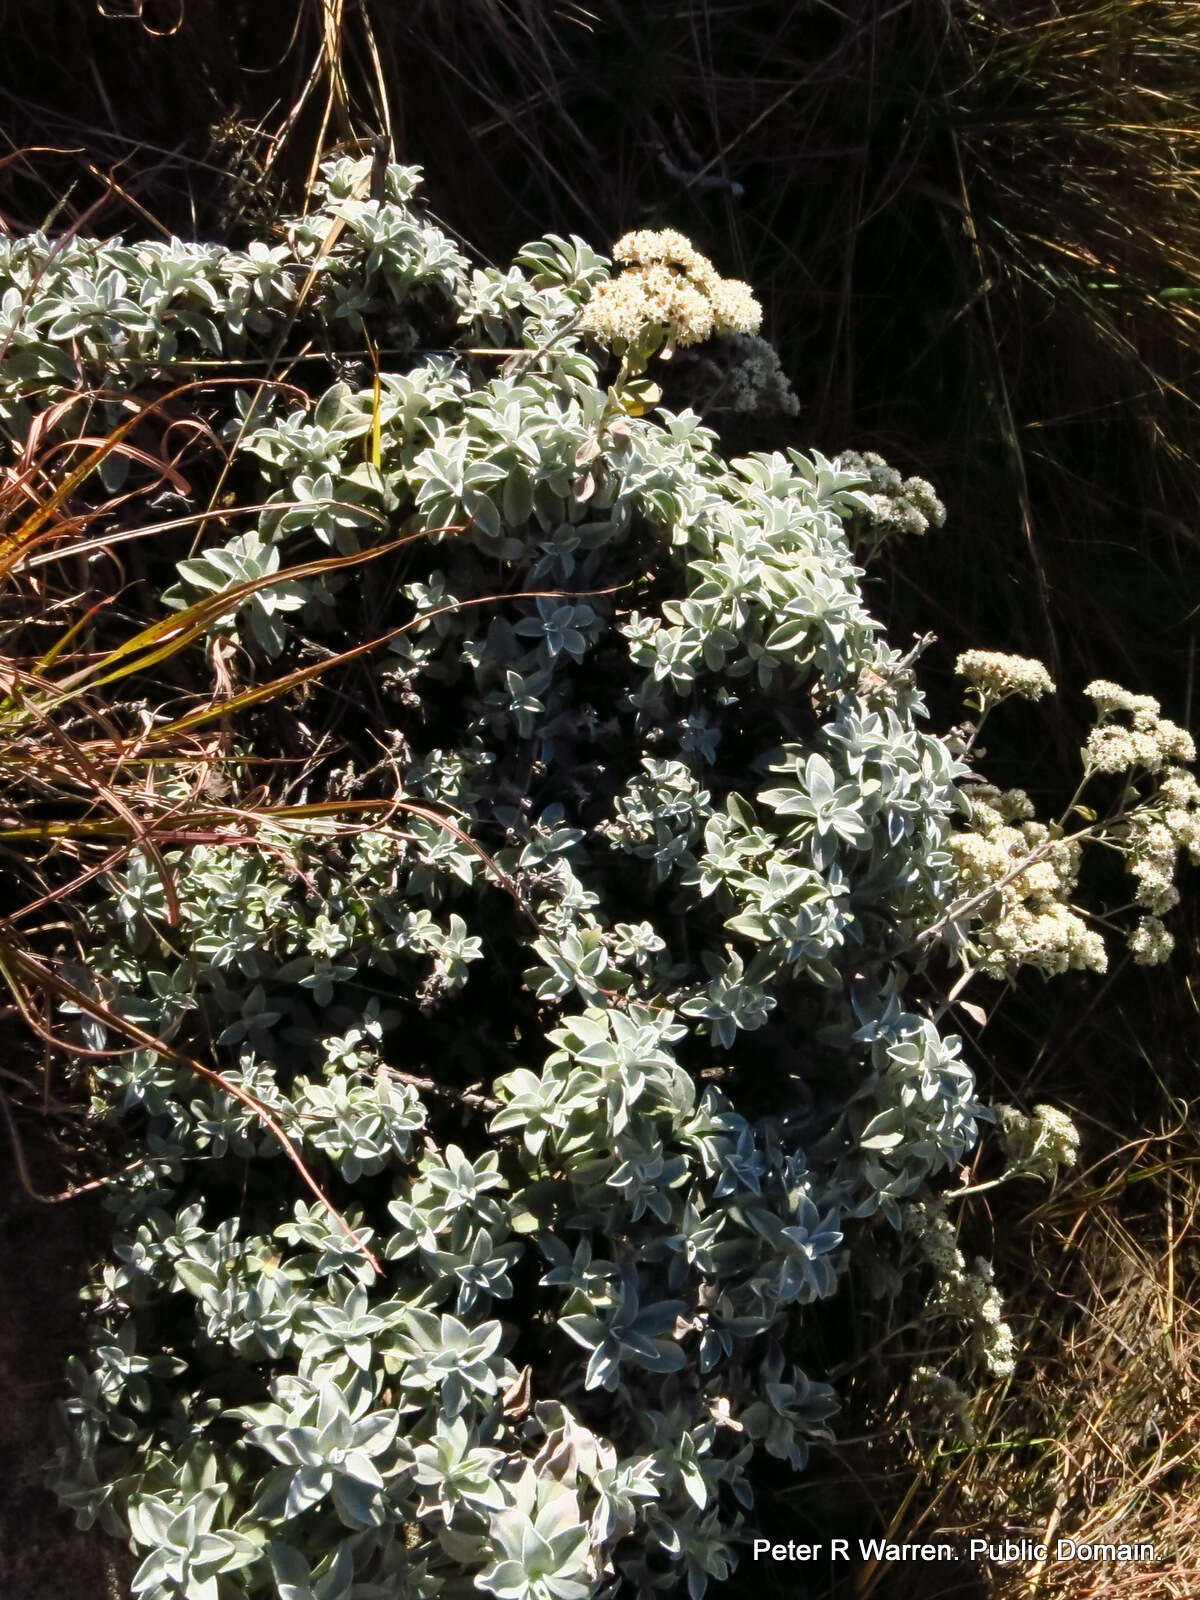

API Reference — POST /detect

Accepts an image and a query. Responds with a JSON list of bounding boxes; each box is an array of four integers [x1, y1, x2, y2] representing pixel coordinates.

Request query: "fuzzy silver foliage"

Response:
[[2, 159, 984, 1600]]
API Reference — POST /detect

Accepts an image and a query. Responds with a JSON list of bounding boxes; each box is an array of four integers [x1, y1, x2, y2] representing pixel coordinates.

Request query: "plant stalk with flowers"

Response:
[[932, 652, 1198, 978], [578, 229, 762, 418]]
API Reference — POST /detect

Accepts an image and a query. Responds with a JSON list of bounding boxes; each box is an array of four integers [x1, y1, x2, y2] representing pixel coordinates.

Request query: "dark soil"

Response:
[[0, 1114, 123, 1600]]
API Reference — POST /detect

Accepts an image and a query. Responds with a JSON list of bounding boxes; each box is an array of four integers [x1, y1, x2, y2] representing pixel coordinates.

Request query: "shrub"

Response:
[[0, 156, 1189, 1599]]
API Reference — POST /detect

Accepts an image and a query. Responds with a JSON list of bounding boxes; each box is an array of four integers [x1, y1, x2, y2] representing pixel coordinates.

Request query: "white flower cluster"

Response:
[[1069, 684, 1200, 964], [995, 1101, 1080, 1182], [1082, 679, 1195, 774], [962, 1259, 1017, 1379], [906, 1202, 1016, 1379], [906, 1199, 962, 1274], [949, 673, 1198, 974], [1122, 774, 1200, 962], [836, 449, 946, 546], [580, 228, 761, 354], [956, 650, 1056, 703], [948, 785, 1107, 977], [1127, 913, 1174, 965], [1126, 816, 1183, 915]]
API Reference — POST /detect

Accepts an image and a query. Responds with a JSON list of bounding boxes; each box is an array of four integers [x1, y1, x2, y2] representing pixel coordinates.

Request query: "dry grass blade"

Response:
[[862, 1104, 1200, 1600], [0, 387, 611, 1273], [144, 579, 626, 740], [950, 0, 1200, 461], [0, 401, 379, 1232]]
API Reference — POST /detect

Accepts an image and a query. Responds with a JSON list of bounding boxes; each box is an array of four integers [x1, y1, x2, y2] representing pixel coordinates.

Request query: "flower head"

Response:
[[1128, 914, 1175, 966], [1081, 679, 1195, 774], [955, 650, 1055, 702], [581, 229, 761, 357]]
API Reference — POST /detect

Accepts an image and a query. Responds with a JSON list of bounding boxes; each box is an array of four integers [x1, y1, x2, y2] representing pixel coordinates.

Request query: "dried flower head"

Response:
[[909, 1366, 976, 1443], [906, 1203, 1016, 1379], [837, 449, 947, 547], [721, 333, 800, 415]]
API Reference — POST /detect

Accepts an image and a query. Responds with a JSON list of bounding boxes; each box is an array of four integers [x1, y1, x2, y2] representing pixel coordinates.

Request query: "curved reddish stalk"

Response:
[[0, 940, 383, 1275]]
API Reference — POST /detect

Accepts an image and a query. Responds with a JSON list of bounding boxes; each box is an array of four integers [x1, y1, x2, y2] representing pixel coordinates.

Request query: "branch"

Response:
[[382, 1065, 499, 1113], [915, 825, 1094, 951]]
